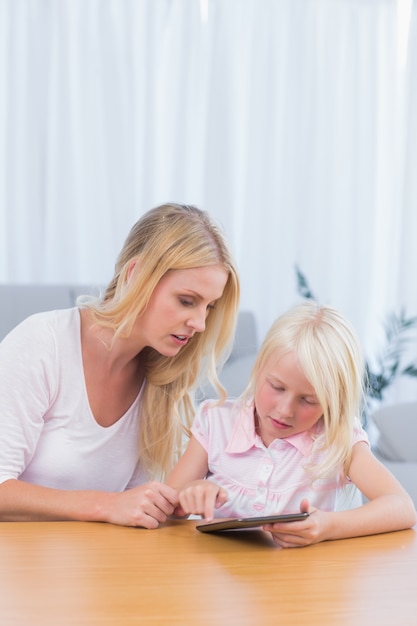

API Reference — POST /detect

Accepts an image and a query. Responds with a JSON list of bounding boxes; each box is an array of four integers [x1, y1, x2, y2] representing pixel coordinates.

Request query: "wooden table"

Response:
[[0, 519, 416, 625]]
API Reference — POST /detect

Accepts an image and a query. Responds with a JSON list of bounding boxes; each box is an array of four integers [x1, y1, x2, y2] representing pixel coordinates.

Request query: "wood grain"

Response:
[[0, 520, 416, 625]]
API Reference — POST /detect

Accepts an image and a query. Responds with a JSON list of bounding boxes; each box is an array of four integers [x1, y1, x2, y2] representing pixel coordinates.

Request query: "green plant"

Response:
[[365, 310, 417, 401], [295, 265, 417, 405]]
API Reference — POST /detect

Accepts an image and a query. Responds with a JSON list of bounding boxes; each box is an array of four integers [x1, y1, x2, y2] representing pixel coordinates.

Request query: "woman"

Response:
[[0, 203, 240, 527]]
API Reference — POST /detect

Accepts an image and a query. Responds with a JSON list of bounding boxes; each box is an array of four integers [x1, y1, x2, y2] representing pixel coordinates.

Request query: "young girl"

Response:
[[167, 301, 416, 547], [0, 203, 240, 528]]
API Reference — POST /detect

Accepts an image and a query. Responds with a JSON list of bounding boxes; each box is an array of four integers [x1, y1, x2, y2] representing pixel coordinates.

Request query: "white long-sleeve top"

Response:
[[0, 308, 149, 491]]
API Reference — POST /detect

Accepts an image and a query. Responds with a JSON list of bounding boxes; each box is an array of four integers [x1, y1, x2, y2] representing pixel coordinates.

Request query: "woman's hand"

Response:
[[263, 499, 323, 548], [178, 480, 228, 521], [104, 481, 179, 529]]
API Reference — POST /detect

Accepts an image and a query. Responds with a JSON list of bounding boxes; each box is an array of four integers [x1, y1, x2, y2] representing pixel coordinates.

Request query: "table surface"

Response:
[[0, 519, 416, 625]]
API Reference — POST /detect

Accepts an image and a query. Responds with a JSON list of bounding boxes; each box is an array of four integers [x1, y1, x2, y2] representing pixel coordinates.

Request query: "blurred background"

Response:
[[1, 0, 416, 403]]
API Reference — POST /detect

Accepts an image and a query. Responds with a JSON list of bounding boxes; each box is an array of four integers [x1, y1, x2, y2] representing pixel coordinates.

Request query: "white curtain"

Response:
[[1, 0, 416, 401]]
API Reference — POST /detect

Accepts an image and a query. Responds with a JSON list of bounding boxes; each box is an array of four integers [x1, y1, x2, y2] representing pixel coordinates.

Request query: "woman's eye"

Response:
[[180, 298, 193, 307]]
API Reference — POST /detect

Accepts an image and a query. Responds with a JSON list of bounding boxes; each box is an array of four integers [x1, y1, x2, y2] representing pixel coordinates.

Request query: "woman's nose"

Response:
[[187, 309, 206, 333]]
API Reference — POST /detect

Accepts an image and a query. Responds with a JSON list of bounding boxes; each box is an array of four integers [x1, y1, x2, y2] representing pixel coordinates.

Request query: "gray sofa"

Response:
[[370, 402, 417, 507], [198, 309, 258, 400], [0, 284, 102, 340]]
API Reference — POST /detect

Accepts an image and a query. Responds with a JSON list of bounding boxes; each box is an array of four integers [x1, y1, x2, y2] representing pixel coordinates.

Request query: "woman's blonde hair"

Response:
[[82, 203, 240, 478], [244, 301, 365, 480]]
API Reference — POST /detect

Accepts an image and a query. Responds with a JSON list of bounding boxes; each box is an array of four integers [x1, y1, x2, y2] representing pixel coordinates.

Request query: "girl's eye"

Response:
[[302, 397, 318, 405], [180, 298, 193, 307]]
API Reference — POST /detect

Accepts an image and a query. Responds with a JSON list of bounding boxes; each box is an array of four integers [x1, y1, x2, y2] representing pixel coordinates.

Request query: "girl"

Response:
[[0, 203, 240, 528], [167, 301, 416, 547]]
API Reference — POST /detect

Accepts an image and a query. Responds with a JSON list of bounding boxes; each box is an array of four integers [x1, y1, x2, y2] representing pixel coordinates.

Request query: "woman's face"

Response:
[[254, 351, 324, 446], [134, 265, 228, 356]]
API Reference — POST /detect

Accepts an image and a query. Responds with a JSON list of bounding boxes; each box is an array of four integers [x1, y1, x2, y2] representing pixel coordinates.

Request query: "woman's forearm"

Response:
[[0, 478, 113, 522]]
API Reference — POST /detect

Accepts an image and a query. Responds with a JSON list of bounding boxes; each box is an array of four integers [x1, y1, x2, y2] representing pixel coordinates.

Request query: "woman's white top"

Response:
[[0, 308, 149, 490]]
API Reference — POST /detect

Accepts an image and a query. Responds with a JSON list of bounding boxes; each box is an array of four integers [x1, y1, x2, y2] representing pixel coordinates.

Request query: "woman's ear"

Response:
[[127, 260, 137, 281]]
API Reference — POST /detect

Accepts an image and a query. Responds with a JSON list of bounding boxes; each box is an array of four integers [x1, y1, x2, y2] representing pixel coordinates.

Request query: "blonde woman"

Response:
[[0, 203, 240, 527], [168, 302, 416, 546]]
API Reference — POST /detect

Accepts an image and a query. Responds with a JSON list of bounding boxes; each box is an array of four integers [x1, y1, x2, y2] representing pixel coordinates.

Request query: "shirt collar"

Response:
[[225, 402, 319, 457]]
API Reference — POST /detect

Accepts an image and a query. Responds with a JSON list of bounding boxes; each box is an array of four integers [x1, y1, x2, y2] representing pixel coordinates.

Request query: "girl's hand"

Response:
[[104, 481, 179, 529], [178, 480, 228, 521], [263, 499, 323, 548]]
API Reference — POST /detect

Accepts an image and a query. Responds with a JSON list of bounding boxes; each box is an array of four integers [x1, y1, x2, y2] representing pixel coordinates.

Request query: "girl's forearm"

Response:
[[324, 493, 416, 541]]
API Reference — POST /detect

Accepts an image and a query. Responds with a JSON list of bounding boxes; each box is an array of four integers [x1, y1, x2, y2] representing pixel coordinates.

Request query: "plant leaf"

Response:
[[295, 268, 417, 406], [295, 265, 316, 301]]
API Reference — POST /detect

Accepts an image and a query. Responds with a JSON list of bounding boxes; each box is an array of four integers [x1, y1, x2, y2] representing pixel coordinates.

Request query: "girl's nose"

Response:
[[277, 395, 295, 418]]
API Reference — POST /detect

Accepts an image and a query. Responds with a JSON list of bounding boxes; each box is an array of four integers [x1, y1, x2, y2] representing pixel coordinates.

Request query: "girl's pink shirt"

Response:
[[191, 399, 369, 518]]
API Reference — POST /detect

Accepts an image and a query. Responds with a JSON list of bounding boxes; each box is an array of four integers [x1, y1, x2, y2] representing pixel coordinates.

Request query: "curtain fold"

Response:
[[0, 0, 416, 401]]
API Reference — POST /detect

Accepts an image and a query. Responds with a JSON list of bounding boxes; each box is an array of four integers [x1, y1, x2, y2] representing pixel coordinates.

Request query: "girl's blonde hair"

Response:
[[244, 301, 365, 480], [82, 203, 240, 478]]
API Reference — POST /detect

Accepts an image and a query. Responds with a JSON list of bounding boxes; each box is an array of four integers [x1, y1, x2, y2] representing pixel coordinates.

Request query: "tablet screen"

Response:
[[196, 512, 309, 533]]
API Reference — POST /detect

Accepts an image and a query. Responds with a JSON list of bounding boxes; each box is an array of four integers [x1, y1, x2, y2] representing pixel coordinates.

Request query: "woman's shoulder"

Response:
[[1, 308, 80, 349], [25, 307, 79, 326]]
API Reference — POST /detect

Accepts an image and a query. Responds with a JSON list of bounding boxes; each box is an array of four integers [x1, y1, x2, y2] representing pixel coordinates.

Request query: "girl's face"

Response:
[[254, 351, 324, 446], [133, 265, 228, 356]]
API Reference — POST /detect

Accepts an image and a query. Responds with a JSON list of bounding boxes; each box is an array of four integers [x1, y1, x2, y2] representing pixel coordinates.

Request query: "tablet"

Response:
[[196, 512, 309, 533]]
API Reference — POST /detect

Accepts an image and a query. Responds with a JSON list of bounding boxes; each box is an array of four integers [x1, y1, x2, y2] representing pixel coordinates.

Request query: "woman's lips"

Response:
[[171, 334, 190, 345]]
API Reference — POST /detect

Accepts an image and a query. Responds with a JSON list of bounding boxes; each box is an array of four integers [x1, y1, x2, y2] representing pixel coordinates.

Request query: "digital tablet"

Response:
[[196, 512, 309, 533]]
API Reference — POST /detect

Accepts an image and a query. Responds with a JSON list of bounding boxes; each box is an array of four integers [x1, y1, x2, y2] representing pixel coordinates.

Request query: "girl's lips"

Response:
[[270, 417, 291, 429]]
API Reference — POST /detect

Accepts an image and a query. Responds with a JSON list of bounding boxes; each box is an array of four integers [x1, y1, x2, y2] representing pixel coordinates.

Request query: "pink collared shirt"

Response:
[[191, 399, 369, 518]]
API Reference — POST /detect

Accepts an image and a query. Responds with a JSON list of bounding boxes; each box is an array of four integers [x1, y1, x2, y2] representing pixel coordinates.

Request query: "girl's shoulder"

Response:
[[352, 416, 369, 444], [192, 399, 253, 445], [199, 397, 250, 418], [195, 397, 253, 434]]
